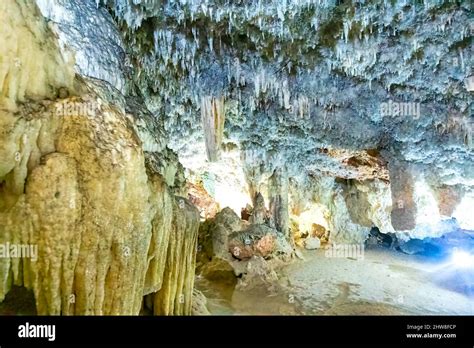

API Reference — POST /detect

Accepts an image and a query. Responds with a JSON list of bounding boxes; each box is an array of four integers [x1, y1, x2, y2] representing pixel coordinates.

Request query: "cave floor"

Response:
[[196, 247, 474, 315]]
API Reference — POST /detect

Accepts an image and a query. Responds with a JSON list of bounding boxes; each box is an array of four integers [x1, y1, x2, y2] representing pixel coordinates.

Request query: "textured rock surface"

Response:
[[199, 207, 245, 260], [228, 225, 278, 260], [101, 0, 472, 183], [269, 167, 290, 237], [191, 288, 210, 315], [1, 0, 473, 315], [35, 0, 128, 92], [196, 208, 244, 281], [0, 0, 75, 111], [0, 0, 199, 315], [148, 197, 199, 315], [186, 181, 220, 219], [96, 0, 472, 242], [0, 89, 199, 314], [200, 257, 237, 284], [197, 206, 293, 285]]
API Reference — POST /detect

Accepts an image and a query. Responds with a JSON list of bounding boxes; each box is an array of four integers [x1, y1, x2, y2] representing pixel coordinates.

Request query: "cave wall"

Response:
[[0, 0, 199, 315], [35, 0, 128, 93]]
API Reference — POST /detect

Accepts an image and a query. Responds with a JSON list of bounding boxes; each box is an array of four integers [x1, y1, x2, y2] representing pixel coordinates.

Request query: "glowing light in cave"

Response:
[[294, 203, 330, 234], [214, 180, 251, 216], [453, 195, 474, 230], [451, 249, 474, 268], [414, 179, 441, 226], [202, 156, 252, 215]]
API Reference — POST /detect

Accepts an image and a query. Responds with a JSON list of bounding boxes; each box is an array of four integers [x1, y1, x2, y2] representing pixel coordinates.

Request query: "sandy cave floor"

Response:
[[195, 247, 474, 315], [1, 247, 472, 316]]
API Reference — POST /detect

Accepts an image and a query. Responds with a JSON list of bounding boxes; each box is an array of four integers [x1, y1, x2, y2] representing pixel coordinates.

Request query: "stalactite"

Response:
[[388, 160, 417, 231], [201, 96, 225, 162], [269, 167, 290, 237], [149, 198, 199, 315]]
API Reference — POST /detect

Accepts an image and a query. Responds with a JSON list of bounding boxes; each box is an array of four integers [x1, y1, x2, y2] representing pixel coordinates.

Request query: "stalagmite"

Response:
[[250, 192, 267, 225]]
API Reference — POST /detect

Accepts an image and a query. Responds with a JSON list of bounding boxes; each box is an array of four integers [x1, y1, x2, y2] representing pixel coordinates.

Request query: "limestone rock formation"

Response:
[[147, 197, 199, 315], [269, 167, 290, 237], [0, 0, 199, 316], [100, 0, 472, 244], [0, 86, 200, 314], [35, 0, 128, 93], [250, 193, 268, 225], [197, 205, 293, 285], [196, 207, 244, 282], [201, 96, 225, 162], [199, 207, 245, 260], [228, 225, 278, 260], [1, 0, 473, 317], [186, 181, 220, 219]]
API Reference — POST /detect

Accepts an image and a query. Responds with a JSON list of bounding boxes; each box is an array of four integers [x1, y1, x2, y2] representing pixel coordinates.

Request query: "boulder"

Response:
[[235, 256, 279, 290], [228, 224, 277, 260], [214, 207, 244, 231], [200, 257, 237, 284], [186, 182, 220, 219], [198, 207, 245, 260], [311, 223, 327, 240], [211, 208, 245, 256]]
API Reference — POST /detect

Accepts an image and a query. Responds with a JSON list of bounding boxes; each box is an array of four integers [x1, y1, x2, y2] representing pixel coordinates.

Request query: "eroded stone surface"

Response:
[[0, 0, 199, 315]]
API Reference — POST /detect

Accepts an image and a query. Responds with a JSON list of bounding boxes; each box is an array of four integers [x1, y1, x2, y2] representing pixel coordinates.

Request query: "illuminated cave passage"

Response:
[[0, 0, 473, 316]]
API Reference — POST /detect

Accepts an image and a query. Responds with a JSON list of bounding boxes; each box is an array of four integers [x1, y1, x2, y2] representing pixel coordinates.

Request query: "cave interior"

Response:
[[0, 0, 473, 316]]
